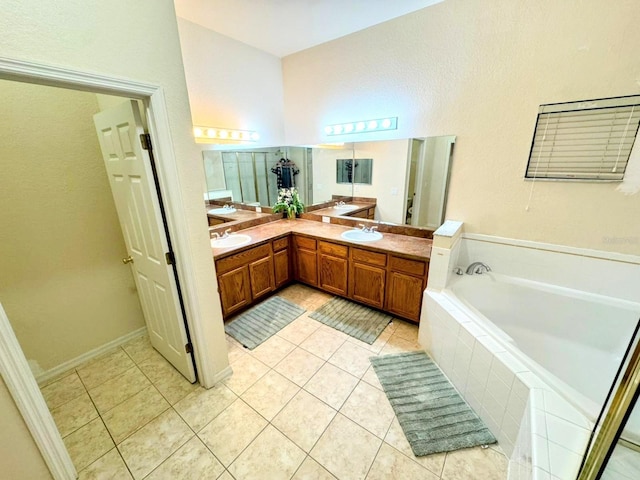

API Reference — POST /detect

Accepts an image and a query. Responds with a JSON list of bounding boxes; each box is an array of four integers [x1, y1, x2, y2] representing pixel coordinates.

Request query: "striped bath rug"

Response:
[[309, 297, 392, 344], [371, 351, 496, 456], [225, 296, 305, 350]]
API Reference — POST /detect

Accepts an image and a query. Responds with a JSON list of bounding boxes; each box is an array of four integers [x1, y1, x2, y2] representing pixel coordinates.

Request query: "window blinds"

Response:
[[526, 96, 640, 181]]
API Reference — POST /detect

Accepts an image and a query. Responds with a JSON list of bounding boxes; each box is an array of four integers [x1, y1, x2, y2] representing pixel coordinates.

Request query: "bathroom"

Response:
[[1, 1, 640, 479]]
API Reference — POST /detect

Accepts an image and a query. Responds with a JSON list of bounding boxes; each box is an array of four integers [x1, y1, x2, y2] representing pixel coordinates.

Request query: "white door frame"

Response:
[[0, 56, 218, 479]]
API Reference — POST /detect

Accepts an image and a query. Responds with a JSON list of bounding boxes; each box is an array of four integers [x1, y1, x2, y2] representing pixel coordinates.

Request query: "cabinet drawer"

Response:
[[318, 240, 348, 258], [216, 243, 271, 274], [351, 248, 386, 267], [273, 236, 289, 252], [389, 255, 426, 277], [294, 235, 316, 251]]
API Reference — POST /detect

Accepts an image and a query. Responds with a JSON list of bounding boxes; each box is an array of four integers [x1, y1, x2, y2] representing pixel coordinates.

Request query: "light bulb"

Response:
[[333, 125, 343, 134], [231, 131, 240, 139], [241, 131, 250, 140], [194, 127, 203, 137], [324, 126, 333, 134], [367, 120, 378, 130], [206, 129, 216, 138], [381, 118, 392, 129], [219, 130, 229, 139], [344, 123, 354, 133], [250, 132, 260, 141], [355, 122, 366, 131]]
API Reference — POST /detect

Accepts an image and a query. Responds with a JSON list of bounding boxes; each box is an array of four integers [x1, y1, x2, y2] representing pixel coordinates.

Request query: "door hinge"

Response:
[[140, 133, 152, 151], [165, 251, 175, 265], [185, 343, 193, 354]]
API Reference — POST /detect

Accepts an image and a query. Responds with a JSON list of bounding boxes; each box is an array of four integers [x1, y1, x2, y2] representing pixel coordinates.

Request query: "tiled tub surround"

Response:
[[420, 227, 640, 480]]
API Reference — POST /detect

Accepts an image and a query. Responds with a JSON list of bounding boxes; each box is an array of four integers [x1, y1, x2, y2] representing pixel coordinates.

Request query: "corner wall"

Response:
[[282, 0, 640, 254]]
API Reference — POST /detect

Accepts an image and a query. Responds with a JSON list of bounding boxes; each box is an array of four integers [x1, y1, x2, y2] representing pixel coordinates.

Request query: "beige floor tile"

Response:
[[63, 418, 114, 472], [223, 353, 270, 395], [198, 399, 268, 467], [228, 425, 306, 480], [304, 363, 358, 410], [384, 417, 446, 476], [146, 436, 225, 480], [241, 370, 300, 421], [391, 320, 420, 343], [88, 366, 151, 414], [276, 316, 322, 345], [310, 414, 381, 480], [77, 348, 135, 390], [340, 381, 395, 439], [102, 385, 169, 444], [367, 443, 439, 480], [328, 342, 375, 378], [174, 383, 237, 432], [38, 368, 77, 388], [299, 329, 346, 361], [250, 334, 296, 367], [51, 390, 99, 437], [41, 372, 86, 410], [274, 347, 325, 386], [78, 448, 132, 480], [122, 334, 156, 365], [272, 390, 337, 452], [379, 334, 422, 355], [292, 457, 336, 480], [441, 446, 508, 480], [361, 365, 384, 391], [345, 326, 392, 354], [138, 351, 198, 404], [118, 409, 194, 480], [218, 472, 234, 480], [226, 335, 249, 364]]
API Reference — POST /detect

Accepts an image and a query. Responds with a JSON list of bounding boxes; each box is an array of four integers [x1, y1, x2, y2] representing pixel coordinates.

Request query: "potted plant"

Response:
[[272, 187, 304, 219]]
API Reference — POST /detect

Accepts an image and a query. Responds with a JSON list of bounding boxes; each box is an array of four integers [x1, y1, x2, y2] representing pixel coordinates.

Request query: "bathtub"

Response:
[[443, 272, 640, 438]]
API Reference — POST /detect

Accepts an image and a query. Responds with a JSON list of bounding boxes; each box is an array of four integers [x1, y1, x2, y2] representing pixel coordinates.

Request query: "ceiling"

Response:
[[174, 0, 443, 57]]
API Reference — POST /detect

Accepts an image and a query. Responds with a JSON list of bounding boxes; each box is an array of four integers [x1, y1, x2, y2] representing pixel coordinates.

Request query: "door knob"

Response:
[[122, 256, 134, 265]]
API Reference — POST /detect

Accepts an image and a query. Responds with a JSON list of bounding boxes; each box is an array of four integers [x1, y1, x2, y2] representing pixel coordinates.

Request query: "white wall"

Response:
[[0, 81, 146, 372], [282, 0, 640, 254], [177, 18, 285, 146]]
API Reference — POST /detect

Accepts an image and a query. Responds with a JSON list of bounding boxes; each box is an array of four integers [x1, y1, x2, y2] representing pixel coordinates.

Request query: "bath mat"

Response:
[[309, 297, 392, 344], [371, 351, 496, 456], [225, 296, 305, 350]]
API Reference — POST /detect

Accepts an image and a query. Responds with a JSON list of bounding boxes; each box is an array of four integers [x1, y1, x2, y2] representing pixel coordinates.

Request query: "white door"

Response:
[[93, 100, 196, 382]]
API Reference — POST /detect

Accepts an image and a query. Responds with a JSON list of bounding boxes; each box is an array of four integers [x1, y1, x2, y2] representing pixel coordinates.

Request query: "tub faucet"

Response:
[[466, 262, 492, 275]]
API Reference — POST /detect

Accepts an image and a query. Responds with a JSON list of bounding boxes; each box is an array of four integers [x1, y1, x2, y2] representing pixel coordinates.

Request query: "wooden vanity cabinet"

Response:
[[215, 243, 275, 317], [385, 255, 429, 322], [293, 236, 318, 286], [272, 236, 291, 288], [318, 241, 348, 296], [349, 248, 386, 309]]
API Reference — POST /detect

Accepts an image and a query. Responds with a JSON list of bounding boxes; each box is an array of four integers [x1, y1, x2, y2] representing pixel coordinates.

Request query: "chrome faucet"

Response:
[[336, 201, 346, 207], [212, 232, 221, 239], [357, 224, 378, 233], [222, 228, 232, 238], [466, 262, 492, 275]]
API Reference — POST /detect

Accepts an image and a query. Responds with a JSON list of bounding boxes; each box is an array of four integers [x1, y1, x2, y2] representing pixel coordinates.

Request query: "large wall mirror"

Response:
[[202, 135, 455, 229]]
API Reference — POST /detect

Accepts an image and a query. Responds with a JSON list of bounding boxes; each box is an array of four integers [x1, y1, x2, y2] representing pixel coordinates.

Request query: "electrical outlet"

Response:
[[255, 206, 262, 213], [322, 216, 330, 223]]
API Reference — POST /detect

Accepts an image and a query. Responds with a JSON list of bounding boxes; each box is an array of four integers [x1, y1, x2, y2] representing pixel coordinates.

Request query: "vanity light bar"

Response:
[[193, 126, 260, 142], [324, 117, 398, 136]]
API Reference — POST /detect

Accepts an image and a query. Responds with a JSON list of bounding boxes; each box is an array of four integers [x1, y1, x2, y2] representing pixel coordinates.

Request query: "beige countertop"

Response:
[[308, 201, 375, 218], [211, 218, 432, 260]]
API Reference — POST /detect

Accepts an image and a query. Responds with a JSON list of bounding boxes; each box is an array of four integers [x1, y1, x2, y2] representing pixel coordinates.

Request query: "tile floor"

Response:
[[41, 283, 508, 480]]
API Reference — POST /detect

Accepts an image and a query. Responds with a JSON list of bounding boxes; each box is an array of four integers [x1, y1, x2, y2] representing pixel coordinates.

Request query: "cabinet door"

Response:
[[319, 253, 348, 296], [296, 248, 318, 286], [218, 266, 251, 317], [249, 255, 275, 299], [385, 271, 424, 321], [350, 262, 385, 309], [273, 248, 290, 288]]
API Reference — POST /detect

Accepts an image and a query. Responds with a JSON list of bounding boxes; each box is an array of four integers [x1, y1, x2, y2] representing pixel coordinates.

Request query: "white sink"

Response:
[[340, 229, 383, 242], [333, 204, 359, 211], [208, 207, 236, 215], [211, 234, 251, 249]]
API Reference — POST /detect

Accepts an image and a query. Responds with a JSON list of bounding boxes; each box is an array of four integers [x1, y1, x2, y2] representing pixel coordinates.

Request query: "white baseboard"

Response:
[[36, 327, 147, 386], [209, 365, 233, 385]]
